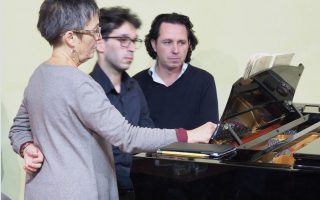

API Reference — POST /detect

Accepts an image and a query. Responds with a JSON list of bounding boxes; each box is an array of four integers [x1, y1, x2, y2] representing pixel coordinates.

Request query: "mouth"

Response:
[[168, 57, 181, 63], [169, 57, 181, 60], [124, 57, 133, 62]]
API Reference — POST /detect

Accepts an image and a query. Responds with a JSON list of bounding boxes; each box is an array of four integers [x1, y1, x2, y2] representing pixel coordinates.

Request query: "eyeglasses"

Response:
[[102, 36, 143, 49], [73, 26, 101, 40]]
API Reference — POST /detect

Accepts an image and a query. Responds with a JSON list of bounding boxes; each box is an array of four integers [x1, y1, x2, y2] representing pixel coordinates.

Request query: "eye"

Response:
[[162, 40, 172, 45], [178, 41, 187, 46], [118, 37, 130, 42]]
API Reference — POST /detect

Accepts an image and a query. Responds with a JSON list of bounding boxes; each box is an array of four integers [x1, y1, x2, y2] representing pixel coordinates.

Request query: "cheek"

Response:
[[85, 36, 96, 45], [81, 40, 95, 51], [157, 48, 168, 57], [84, 40, 96, 57], [89, 39, 96, 48], [105, 51, 120, 63], [181, 47, 189, 56]]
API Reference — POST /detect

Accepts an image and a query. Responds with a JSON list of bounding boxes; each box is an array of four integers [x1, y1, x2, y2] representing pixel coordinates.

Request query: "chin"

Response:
[[121, 63, 131, 69], [79, 56, 93, 64], [168, 64, 181, 69], [83, 54, 94, 62], [121, 66, 130, 71]]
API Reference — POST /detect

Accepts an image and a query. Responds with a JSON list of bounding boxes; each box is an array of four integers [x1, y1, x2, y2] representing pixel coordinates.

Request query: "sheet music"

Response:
[[243, 53, 295, 79]]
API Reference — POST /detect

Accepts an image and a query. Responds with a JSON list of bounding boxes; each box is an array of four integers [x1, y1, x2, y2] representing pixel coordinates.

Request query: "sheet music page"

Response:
[[272, 53, 295, 66], [243, 53, 295, 79], [250, 54, 274, 75], [243, 53, 273, 79]]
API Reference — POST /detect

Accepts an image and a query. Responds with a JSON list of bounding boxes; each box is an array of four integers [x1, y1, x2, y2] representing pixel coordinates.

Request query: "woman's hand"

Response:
[[187, 122, 217, 143], [23, 144, 44, 174]]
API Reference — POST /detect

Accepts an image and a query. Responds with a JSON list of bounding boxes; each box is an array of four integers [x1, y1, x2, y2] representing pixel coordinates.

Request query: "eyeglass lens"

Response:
[[120, 38, 142, 49]]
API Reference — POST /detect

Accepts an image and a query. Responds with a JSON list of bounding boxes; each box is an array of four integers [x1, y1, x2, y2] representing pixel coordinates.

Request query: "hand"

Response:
[[23, 144, 44, 174], [187, 122, 217, 143]]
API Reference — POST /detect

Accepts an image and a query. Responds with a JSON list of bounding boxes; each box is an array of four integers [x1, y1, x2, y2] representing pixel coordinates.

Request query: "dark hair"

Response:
[[37, 0, 99, 46], [145, 13, 198, 63], [99, 7, 141, 38]]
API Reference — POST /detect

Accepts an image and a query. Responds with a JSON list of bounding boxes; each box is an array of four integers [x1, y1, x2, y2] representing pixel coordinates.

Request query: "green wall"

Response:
[[1, 0, 320, 199]]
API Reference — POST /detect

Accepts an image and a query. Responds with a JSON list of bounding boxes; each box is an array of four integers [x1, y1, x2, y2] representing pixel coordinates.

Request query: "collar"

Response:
[[90, 63, 133, 94], [148, 63, 188, 85]]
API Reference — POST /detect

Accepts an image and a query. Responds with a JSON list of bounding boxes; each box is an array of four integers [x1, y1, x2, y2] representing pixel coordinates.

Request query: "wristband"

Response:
[[175, 128, 188, 143]]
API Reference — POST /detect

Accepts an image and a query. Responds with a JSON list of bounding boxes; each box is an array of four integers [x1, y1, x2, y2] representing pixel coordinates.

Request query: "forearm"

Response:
[[9, 101, 33, 155]]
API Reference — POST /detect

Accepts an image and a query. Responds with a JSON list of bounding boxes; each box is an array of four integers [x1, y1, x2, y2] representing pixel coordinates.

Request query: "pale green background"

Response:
[[1, 0, 320, 199]]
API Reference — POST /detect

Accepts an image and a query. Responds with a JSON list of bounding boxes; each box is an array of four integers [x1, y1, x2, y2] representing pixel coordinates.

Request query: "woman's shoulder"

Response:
[[36, 63, 101, 89]]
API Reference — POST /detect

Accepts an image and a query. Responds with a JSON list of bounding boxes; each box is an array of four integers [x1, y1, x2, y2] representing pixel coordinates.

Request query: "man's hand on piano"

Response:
[[187, 122, 217, 143]]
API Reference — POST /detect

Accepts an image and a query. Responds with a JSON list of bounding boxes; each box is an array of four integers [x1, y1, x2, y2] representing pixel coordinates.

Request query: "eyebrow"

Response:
[[161, 39, 187, 42], [112, 34, 138, 39]]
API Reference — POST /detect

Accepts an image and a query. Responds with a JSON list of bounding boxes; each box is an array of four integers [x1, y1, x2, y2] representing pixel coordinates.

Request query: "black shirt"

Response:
[[90, 63, 154, 190], [133, 64, 219, 129]]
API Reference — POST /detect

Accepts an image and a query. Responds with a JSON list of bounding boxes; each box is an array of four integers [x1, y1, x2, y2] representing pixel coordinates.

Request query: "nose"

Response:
[[127, 41, 135, 52], [171, 43, 179, 54]]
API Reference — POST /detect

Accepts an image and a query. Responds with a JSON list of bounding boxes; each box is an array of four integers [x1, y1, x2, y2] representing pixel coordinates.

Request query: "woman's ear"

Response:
[[62, 31, 76, 47]]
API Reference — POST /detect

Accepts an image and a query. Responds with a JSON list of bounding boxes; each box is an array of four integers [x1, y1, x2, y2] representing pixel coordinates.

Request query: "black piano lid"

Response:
[[211, 64, 305, 146]]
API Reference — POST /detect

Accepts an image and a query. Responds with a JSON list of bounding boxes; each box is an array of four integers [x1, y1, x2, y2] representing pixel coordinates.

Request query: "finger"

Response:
[[25, 164, 40, 172], [32, 147, 44, 159], [27, 161, 42, 169], [30, 153, 44, 164], [25, 148, 38, 158], [32, 156, 44, 163], [23, 165, 37, 173], [36, 150, 44, 161], [38, 150, 44, 160], [30, 148, 39, 157]]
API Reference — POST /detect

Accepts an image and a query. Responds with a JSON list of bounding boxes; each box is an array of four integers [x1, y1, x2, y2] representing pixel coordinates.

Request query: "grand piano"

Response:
[[131, 64, 320, 200]]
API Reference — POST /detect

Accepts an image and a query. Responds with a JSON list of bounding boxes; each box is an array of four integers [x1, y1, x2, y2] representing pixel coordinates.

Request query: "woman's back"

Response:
[[24, 63, 118, 200]]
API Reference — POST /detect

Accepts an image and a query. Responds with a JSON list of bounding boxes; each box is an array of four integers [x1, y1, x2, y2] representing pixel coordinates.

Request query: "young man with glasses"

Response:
[[134, 13, 219, 130], [89, 7, 153, 200]]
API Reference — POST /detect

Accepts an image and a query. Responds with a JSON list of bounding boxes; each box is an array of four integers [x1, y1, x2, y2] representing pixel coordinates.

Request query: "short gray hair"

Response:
[[37, 0, 99, 46]]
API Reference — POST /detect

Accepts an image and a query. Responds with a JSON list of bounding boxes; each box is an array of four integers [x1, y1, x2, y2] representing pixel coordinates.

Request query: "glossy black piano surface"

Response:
[[131, 65, 320, 200]]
